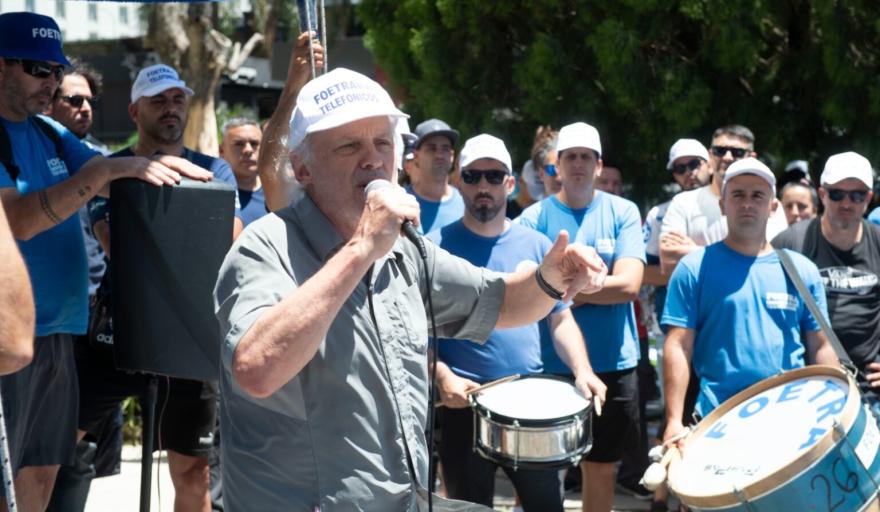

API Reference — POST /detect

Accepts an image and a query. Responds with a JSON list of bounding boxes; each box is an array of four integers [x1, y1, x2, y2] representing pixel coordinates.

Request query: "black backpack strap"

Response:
[[32, 116, 64, 160], [0, 120, 20, 183], [0, 117, 64, 185]]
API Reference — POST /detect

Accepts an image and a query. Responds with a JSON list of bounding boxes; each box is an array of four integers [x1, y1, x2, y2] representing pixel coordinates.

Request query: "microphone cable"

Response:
[[420, 249, 438, 512]]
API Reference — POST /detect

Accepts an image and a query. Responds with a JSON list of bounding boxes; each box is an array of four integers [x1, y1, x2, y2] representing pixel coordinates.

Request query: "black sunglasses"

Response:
[[6, 58, 64, 81], [710, 146, 749, 159], [60, 95, 96, 108], [826, 188, 868, 203], [460, 169, 508, 185], [672, 158, 703, 175]]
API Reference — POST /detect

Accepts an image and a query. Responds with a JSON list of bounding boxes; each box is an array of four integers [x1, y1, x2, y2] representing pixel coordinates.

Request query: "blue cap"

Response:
[[0, 12, 70, 66]]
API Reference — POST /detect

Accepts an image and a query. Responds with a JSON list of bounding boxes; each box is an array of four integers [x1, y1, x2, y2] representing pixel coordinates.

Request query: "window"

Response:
[[119, 6, 128, 23], [88, 4, 97, 21], [55, 0, 65, 18]]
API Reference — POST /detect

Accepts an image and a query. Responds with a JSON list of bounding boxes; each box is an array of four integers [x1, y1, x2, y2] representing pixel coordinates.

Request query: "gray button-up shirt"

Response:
[[214, 194, 505, 511]]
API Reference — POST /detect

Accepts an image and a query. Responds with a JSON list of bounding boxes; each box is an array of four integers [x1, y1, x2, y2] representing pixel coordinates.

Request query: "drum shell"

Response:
[[670, 366, 880, 512], [471, 376, 592, 470]]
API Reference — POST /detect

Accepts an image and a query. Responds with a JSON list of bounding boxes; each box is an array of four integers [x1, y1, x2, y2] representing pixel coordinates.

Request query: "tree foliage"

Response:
[[359, 0, 880, 205]]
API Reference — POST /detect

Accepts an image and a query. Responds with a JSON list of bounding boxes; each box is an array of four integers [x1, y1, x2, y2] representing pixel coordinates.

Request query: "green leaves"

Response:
[[361, 0, 880, 207]]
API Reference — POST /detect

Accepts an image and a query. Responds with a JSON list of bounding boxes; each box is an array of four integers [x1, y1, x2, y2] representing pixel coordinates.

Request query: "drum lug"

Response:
[[732, 485, 757, 512], [513, 419, 520, 471]]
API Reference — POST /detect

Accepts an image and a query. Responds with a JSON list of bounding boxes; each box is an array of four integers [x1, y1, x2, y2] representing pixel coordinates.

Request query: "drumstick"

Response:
[[465, 374, 520, 396], [433, 374, 520, 408], [593, 396, 602, 417]]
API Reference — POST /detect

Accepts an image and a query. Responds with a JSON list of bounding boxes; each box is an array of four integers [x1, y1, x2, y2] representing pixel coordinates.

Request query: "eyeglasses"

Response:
[[543, 164, 557, 177], [672, 158, 703, 175], [710, 146, 749, 159], [6, 58, 64, 81], [826, 188, 868, 203], [460, 169, 508, 185], [60, 95, 96, 108]]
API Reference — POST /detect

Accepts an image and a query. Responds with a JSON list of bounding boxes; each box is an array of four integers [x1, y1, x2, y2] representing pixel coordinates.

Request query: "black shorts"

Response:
[[582, 368, 640, 463], [1, 334, 78, 472], [75, 340, 217, 458]]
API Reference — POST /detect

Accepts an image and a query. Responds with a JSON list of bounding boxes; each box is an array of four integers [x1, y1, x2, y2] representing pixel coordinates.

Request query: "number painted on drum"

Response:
[[810, 457, 860, 512]]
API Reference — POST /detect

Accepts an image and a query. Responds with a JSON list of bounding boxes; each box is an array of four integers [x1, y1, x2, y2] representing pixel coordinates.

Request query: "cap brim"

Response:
[[415, 130, 459, 148], [3, 49, 70, 67]]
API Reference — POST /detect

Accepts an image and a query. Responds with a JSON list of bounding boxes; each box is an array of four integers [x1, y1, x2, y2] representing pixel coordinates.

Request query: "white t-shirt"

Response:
[[660, 185, 793, 244], [644, 199, 671, 257]]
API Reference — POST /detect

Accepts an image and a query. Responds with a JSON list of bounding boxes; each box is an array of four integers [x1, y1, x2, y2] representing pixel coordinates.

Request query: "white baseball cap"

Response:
[[722, 157, 776, 195], [556, 122, 602, 157], [459, 134, 512, 172], [820, 151, 873, 189], [288, 68, 408, 149], [130, 64, 194, 103], [667, 139, 709, 170]]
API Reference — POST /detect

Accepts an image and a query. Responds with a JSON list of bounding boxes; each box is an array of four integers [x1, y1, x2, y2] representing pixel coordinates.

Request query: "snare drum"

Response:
[[471, 375, 592, 470], [668, 365, 880, 511]]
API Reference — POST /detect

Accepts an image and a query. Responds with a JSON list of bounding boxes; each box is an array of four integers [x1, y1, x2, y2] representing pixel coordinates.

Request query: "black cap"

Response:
[[414, 118, 459, 149]]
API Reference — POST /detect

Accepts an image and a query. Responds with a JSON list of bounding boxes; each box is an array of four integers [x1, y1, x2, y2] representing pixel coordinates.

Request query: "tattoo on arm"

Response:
[[38, 190, 63, 224], [77, 185, 92, 198]]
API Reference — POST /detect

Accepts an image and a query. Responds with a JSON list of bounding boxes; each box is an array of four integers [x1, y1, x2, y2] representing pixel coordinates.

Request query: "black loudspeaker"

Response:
[[109, 177, 235, 382]]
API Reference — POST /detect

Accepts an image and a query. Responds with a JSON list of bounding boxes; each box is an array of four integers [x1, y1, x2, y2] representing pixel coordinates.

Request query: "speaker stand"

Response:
[[139, 375, 158, 512]]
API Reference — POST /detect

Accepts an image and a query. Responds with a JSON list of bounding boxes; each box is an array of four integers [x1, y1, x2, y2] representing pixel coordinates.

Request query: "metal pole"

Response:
[[139, 375, 158, 512], [0, 383, 17, 510]]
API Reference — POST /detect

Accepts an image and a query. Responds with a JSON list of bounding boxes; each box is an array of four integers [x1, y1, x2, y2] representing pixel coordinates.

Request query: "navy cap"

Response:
[[414, 118, 459, 149], [0, 12, 70, 66]]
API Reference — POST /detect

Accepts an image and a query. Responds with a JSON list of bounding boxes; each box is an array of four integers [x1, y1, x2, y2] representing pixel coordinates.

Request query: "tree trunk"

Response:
[[146, 4, 263, 156]]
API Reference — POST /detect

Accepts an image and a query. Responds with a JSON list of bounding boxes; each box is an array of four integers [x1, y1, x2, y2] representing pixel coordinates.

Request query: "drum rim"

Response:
[[669, 365, 860, 508], [471, 374, 592, 425]]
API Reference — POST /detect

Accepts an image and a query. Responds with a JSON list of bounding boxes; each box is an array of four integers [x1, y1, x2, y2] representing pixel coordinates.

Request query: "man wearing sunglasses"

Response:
[[0, 12, 212, 511], [772, 152, 880, 413], [659, 125, 758, 276], [517, 122, 645, 512], [428, 134, 606, 511]]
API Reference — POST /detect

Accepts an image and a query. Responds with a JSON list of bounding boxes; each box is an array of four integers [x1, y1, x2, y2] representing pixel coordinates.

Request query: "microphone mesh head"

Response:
[[363, 179, 392, 198]]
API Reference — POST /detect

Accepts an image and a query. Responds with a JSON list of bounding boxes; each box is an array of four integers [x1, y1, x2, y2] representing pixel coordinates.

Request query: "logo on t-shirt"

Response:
[[595, 238, 616, 254], [820, 266, 878, 295], [765, 292, 798, 311], [46, 157, 68, 177], [515, 260, 539, 272]]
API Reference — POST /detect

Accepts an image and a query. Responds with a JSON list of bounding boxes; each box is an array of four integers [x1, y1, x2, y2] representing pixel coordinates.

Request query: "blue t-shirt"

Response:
[[516, 192, 646, 373], [428, 221, 565, 382], [239, 187, 267, 227], [662, 242, 827, 416], [0, 115, 98, 336], [89, 147, 241, 227], [869, 206, 880, 226], [405, 185, 465, 234]]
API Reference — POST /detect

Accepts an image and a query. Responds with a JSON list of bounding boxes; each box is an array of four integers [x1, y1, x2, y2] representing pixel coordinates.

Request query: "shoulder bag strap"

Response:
[[775, 248, 855, 373]]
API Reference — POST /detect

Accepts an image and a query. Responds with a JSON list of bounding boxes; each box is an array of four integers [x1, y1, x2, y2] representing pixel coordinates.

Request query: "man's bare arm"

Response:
[[260, 33, 324, 211], [1, 154, 211, 240], [804, 330, 839, 366], [0, 202, 33, 374], [574, 256, 644, 306], [662, 326, 695, 448], [549, 309, 606, 404]]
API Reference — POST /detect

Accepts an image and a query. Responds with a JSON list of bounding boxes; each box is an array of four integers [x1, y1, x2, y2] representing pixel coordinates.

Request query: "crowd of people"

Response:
[[1, 9, 880, 512]]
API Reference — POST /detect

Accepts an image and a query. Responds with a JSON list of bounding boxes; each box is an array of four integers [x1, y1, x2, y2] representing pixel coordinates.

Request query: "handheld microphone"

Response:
[[363, 180, 427, 259]]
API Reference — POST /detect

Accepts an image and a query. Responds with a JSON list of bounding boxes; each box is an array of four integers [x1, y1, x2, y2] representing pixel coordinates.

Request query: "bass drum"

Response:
[[471, 375, 592, 470], [668, 365, 880, 511]]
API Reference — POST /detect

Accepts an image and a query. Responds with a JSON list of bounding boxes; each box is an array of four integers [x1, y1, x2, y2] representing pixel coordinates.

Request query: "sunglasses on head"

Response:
[[6, 58, 64, 81], [460, 169, 508, 185], [543, 163, 557, 177], [710, 146, 749, 159], [826, 188, 868, 203], [60, 95, 95, 108], [672, 158, 703, 175]]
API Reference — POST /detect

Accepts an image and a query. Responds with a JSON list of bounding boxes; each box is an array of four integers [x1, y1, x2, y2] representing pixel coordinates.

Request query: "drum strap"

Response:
[[775, 249, 858, 377]]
